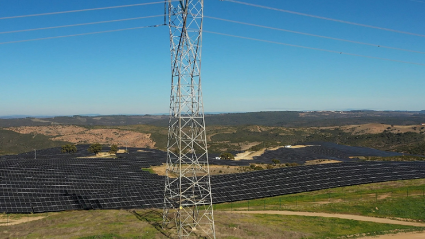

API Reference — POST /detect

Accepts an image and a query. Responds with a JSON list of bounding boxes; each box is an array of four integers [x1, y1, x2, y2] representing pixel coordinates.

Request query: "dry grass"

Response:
[[0, 210, 166, 239], [214, 211, 310, 239], [337, 123, 424, 135], [304, 159, 342, 165], [150, 164, 246, 177]]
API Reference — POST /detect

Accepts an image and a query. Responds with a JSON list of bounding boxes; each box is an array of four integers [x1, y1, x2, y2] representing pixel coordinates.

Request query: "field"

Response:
[[1, 179, 425, 238]]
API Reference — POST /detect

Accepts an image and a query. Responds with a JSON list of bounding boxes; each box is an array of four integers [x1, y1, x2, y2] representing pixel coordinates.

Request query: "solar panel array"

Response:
[[1, 149, 425, 214], [208, 142, 407, 166], [210, 161, 425, 203], [0, 148, 166, 213]]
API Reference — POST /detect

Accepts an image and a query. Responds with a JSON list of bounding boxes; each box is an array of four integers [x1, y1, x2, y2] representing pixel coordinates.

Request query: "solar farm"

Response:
[[1, 143, 424, 215]]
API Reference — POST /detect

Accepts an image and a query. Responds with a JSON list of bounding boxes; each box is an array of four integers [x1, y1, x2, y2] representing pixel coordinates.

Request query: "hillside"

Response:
[[0, 129, 68, 155], [1, 111, 425, 128], [7, 125, 154, 148], [1, 111, 424, 156]]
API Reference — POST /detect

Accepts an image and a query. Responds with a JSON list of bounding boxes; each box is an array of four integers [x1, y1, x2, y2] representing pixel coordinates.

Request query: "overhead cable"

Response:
[[205, 16, 425, 55], [204, 30, 425, 67], [0, 24, 165, 45], [221, 0, 425, 38], [0, 15, 164, 34], [0, 1, 176, 20]]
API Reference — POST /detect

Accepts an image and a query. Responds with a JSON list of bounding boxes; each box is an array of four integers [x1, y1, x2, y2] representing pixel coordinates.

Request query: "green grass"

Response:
[[0, 210, 169, 239], [141, 168, 155, 174], [251, 214, 422, 239], [214, 179, 425, 221], [215, 211, 424, 239]]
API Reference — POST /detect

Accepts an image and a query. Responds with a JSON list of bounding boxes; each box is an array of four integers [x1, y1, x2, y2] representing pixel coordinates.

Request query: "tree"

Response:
[[271, 159, 280, 165], [220, 152, 234, 160], [109, 144, 118, 154], [61, 144, 77, 154], [88, 143, 102, 155]]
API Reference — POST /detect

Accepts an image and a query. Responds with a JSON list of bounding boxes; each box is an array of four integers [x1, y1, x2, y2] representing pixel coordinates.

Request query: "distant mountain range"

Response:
[[1, 110, 424, 119], [1, 110, 425, 128]]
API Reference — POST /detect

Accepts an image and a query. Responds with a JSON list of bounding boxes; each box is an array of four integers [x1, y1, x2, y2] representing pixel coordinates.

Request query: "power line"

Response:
[[0, 15, 164, 34], [221, 0, 425, 38], [0, 1, 176, 20], [206, 16, 425, 55], [0, 24, 165, 45], [204, 30, 425, 67]]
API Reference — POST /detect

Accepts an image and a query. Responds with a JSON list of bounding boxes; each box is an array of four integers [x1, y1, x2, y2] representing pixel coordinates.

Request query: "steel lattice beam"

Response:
[[162, 0, 216, 238]]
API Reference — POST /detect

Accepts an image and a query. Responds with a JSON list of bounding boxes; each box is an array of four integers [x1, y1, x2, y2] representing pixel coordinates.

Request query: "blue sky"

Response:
[[1, 0, 424, 117]]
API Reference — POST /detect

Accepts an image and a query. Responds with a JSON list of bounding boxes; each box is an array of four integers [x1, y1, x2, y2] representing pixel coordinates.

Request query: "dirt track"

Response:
[[233, 211, 425, 227], [233, 211, 425, 238], [0, 216, 45, 226], [360, 232, 425, 238]]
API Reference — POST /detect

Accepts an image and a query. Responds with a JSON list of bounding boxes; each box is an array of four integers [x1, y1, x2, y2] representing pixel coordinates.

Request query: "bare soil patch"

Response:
[[240, 142, 262, 151], [234, 145, 315, 160], [0, 216, 45, 226], [304, 159, 341, 165], [234, 149, 266, 160], [6, 125, 154, 148], [151, 164, 244, 177], [359, 231, 425, 239], [80, 152, 116, 159]]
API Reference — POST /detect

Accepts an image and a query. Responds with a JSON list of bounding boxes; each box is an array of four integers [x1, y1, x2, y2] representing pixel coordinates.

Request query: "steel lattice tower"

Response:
[[162, 0, 216, 238]]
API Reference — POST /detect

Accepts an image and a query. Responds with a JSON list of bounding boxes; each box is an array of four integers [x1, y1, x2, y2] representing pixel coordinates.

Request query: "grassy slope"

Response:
[[214, 179, 425, 221]]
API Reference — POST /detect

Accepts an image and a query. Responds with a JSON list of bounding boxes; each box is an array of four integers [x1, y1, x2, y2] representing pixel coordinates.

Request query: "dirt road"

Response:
[[360, 232, 425, 239], [233, 211, 425, 227]]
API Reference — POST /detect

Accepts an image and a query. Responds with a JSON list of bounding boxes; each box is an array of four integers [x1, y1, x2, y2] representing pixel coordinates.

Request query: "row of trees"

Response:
[[61, 144, 119, 155]]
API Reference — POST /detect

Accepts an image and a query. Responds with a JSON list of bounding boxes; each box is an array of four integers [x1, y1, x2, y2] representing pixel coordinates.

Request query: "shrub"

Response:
[[220, 152, 235, 160]]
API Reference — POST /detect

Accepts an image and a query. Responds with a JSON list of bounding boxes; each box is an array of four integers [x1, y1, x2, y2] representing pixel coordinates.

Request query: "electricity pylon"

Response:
[[162, 0, 216, 238]]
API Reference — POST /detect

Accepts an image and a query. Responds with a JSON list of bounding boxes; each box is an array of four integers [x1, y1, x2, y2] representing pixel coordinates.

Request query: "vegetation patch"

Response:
[[141, 168, 155, 174], [364, 155, 425, 161], [214, 179, 425, 221]]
